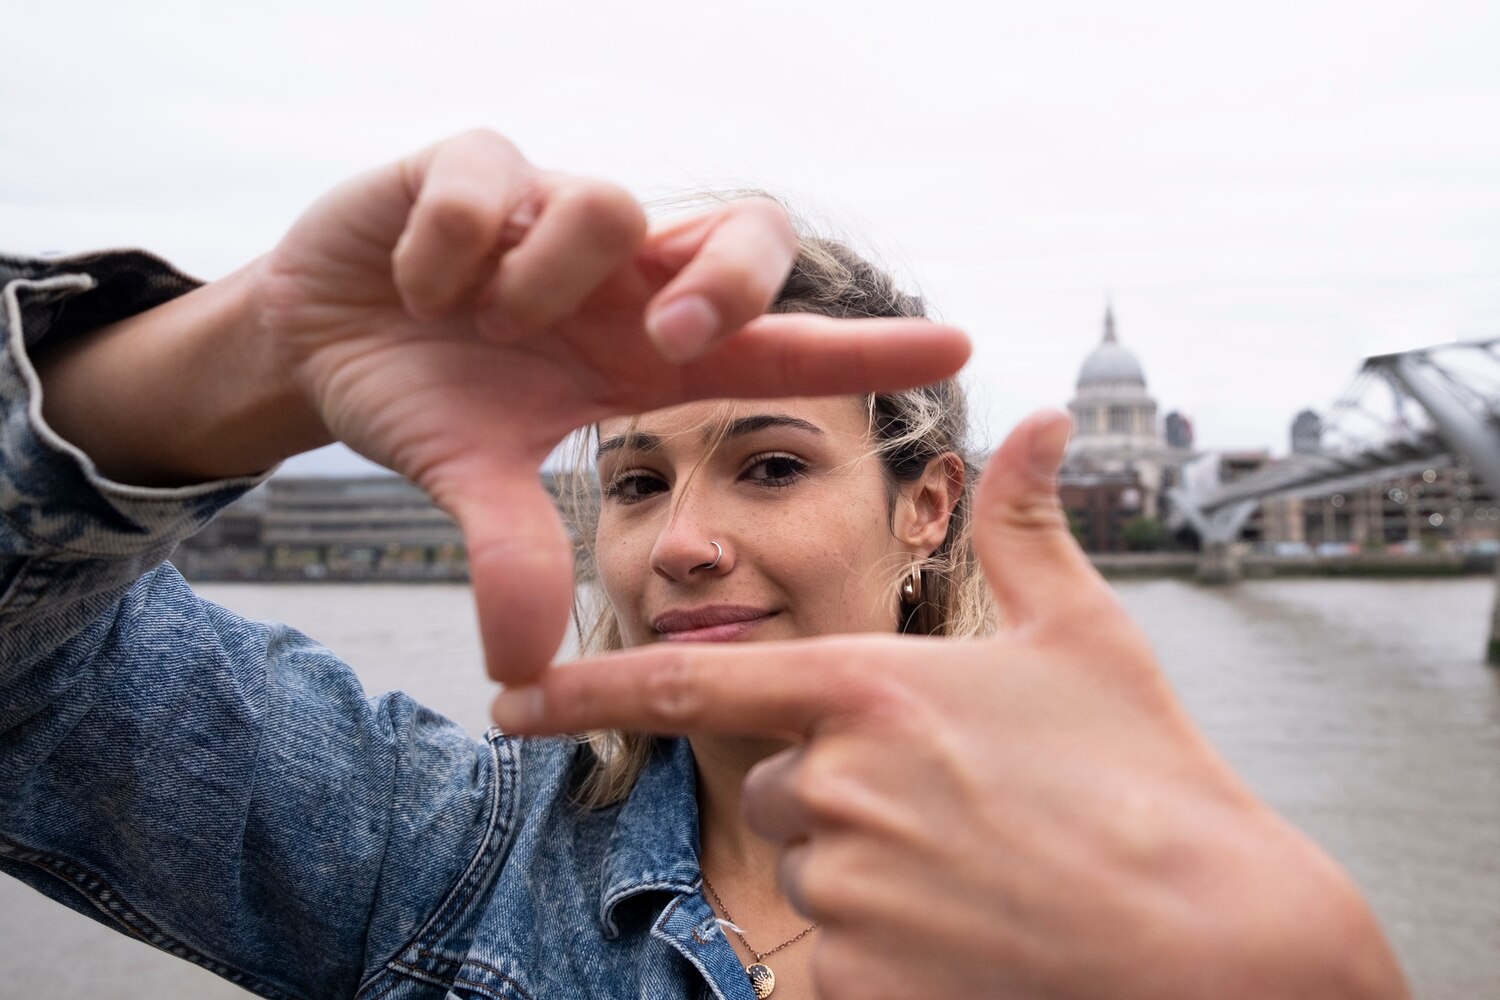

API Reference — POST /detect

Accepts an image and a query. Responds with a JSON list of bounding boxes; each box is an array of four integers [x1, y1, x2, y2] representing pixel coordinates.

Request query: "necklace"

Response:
[[700, 876, 818, 999]]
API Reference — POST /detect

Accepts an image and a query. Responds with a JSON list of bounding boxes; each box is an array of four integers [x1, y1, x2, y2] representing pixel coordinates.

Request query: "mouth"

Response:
[[651, 605, 775, 643]]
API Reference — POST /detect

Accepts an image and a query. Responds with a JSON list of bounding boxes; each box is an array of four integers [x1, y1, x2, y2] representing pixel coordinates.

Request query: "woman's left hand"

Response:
[[33, 130, 969, 684], [256, 130, 970, 681], [492, 410, 1409, 1000]]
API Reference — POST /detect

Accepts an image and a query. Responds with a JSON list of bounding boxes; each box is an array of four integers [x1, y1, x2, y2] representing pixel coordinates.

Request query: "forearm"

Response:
[[0, 563, 503, 999], [2, 252, 276, 673], [33, 256, 330, 487]]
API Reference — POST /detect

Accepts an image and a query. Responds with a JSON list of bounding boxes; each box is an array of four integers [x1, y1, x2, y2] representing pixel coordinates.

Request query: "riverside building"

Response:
[[1060, 306, 1192, 550]]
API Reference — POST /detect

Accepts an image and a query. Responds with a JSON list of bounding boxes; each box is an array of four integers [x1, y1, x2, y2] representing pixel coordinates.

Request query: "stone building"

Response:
[[1165, 410, 1195, 449], [1297, 462, 1498, 551], [174, 476, 468, 580], [1058, 470, 1147, 553], [1062, 306, 1191, 543]]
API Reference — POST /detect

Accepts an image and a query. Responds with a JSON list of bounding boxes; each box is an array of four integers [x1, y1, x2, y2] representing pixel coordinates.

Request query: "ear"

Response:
[[894, 452, 965, 555]]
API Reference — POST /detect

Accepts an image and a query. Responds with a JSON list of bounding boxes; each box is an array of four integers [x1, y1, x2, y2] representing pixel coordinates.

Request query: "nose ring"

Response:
[[697, 540, 724, 571]]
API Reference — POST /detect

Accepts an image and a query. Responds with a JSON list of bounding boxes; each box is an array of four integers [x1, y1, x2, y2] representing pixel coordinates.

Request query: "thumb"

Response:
[[974, 409, 1102, 629], [442, 469, 575, 684]]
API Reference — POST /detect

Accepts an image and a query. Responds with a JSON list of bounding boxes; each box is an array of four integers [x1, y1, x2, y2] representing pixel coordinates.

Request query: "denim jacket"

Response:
[[0, 251, 755, 1000]]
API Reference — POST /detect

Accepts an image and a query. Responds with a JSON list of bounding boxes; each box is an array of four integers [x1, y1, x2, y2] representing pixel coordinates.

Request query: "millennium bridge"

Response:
[[1170, 339, 1500, 664]]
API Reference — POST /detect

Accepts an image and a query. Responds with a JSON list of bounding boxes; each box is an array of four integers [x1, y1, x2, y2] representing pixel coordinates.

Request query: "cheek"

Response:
[[775, 495, 901, 629], [593, 527, 648, 618]]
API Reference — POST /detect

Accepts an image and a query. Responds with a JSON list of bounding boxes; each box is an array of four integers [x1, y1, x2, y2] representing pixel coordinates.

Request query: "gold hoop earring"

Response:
[[899, 564, 923, 605]]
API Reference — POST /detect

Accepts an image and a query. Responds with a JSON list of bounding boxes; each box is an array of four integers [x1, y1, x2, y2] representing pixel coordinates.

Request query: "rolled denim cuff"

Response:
[[0, 250, 267, 559]]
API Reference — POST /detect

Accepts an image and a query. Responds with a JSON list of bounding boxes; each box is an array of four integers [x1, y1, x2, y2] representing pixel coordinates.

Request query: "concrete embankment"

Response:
[[1090, 552, 1495, 579]]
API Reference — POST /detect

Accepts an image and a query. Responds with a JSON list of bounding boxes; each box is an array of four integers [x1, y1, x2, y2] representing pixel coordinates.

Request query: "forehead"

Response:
[[598, 397, 872, 444]]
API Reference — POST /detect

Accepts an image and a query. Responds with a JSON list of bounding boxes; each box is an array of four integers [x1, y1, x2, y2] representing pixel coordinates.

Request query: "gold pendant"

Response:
[[747, 962, 776, 999]]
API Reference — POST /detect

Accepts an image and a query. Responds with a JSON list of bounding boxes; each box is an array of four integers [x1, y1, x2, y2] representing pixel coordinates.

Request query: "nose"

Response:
[[649, 494, 732, 583]]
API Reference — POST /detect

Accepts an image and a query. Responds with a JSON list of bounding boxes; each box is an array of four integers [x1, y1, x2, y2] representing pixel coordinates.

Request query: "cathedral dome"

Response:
[[1078, 341, 1145, 387], [1076, 306, 1146, 388]]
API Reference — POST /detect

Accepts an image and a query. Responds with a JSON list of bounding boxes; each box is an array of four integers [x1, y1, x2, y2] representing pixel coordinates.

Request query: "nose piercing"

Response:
[[696, 540, 723, 571]]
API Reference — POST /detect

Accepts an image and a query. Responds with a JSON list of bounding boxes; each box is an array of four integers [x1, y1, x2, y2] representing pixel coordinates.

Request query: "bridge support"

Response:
[[1197, 542, 1241, 584], [1490, 559, 1500, 667], [1167, 454, 1259, 585], [1378, 353, 1500, 666]]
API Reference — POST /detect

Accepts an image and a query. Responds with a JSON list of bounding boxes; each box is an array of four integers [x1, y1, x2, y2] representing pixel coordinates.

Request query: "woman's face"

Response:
[[594, 397, 940, 648]]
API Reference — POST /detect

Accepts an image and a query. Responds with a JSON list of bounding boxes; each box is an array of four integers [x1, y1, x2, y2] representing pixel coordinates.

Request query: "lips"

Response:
[[651, 605, 774, 642]]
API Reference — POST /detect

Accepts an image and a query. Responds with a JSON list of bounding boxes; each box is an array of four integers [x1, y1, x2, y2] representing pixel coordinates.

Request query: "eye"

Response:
[[601, 471, 667, 504], [741, 452, 808, 488]]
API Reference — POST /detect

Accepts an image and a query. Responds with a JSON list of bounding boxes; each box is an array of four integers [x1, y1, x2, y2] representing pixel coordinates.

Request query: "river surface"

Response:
[[2, 578, 1497, 999]]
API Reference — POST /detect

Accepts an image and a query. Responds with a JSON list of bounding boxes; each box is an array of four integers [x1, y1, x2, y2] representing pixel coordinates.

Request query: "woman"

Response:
[[0, 131, 1406, 1000], [560, 237, 994, 997], [0, 132, 973, 1000]]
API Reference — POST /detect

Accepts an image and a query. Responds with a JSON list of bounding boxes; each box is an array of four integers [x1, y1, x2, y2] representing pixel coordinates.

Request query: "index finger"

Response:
[[648, 313, 971, 407], [489, 635, 899, 738]]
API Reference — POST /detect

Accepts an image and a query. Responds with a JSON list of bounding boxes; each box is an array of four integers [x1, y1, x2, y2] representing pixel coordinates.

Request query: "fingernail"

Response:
[[646, 295, 720, 361], [1029, 412, 1073, 478], [492, 685, 546, 731]]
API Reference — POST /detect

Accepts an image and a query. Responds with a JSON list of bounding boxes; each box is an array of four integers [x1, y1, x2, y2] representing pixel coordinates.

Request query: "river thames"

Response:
[[2, 577, 1497, 998]]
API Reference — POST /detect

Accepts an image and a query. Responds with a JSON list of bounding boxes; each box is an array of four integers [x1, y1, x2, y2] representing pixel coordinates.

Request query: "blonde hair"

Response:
[[560, 228, 994, 807]]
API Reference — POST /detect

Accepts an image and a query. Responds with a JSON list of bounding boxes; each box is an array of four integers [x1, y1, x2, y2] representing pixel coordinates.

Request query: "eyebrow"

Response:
[[596, 414, 825, 459]]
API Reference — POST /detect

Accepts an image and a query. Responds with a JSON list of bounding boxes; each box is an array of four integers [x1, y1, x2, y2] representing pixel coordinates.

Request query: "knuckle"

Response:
[[852, 668, 910, 717], [555, 181, 648, 249], [985, 489, 1071, 538], [789, 748, 857, 821], [812, 843, 867, 899], [796, 858, 844, 918], [638, 650, 704, 725], [739, 783, 777, 838], [548, 671, 601, 727], [819, 655, 904, 722], [709, 257, 770, 305], [491, 283, 559, 331], [420, 192, 490, 249], [693, 249, 780, 321], [450, 127, 522, 161], [739, 196, 797, 252], [817, 655, 871, 705], [1101, 789, 1176, 873]]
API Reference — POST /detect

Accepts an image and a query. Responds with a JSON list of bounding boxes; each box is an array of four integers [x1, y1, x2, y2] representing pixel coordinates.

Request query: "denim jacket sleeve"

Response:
[[0, 252, 509, 1000]]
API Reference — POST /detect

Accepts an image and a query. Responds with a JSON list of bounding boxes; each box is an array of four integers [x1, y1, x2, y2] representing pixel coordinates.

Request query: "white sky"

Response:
[[5, 0, 1498, 474]]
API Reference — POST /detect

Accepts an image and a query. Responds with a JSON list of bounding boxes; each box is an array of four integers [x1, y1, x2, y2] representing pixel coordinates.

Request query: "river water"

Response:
[[2, 578, 1497, 999]]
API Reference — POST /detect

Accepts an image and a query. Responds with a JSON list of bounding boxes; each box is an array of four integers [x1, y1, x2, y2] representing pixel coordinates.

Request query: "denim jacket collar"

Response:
[[598, 738, 704, 939]]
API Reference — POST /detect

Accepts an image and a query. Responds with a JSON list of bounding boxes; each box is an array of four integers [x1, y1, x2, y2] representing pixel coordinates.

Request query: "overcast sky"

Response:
[[6, 0, 1497, 474]]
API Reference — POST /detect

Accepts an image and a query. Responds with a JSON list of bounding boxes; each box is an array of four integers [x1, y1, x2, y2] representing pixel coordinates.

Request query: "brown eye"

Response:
[[742, 453, 807, 488], [602, 472, 667, 503]]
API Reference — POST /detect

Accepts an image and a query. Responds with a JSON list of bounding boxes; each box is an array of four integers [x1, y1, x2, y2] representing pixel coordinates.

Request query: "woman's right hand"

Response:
[[492, 410, 1409, 1000]]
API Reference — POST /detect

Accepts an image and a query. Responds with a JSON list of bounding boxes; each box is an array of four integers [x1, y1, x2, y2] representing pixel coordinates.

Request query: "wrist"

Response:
[[1206, 806, 1410, 1000], [36, 256, 332, 487]]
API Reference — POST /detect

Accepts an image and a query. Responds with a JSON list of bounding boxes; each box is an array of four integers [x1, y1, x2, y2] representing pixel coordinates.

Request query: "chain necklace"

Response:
[[701, 876, 818, 999]]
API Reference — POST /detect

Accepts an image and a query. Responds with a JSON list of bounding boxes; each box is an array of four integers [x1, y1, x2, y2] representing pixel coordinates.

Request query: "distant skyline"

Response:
[[6, 0, 1498, 476]]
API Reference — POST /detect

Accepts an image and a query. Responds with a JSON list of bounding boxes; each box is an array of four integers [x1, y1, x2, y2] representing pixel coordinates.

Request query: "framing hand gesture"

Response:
[[494, 411, 1408, 1000], [38, 129, 969, 684]]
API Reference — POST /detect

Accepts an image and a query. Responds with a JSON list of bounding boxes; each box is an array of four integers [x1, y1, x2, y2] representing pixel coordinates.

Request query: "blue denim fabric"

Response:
[[0, 252, 754, 1000]]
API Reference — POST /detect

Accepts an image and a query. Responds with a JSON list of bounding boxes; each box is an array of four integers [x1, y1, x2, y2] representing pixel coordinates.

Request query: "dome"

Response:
[[1076, 305, 1146, 388], [1078, 341, 1145, 387]]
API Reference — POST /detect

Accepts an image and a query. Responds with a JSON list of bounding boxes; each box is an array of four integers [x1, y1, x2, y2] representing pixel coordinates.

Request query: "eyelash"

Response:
[[601, 452, 809, 505], [600, 473, 665, 504], [742, 452, 808, 488]]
